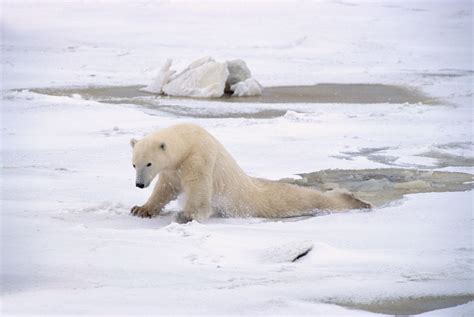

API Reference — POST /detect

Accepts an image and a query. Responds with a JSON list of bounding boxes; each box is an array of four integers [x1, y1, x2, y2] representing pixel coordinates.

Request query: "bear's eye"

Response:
[[160, 143, 166, 150], [133, 164, 136, 168], [146, 162, 152, 167]]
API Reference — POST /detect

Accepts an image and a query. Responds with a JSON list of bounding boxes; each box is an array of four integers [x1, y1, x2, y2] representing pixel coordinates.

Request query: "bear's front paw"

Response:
[[131, 205, 154, 218], [176, 211, 193, 224]]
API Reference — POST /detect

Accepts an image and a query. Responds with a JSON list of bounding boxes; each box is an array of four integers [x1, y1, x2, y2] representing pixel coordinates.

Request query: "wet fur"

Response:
[[131, 124, 370, 222]]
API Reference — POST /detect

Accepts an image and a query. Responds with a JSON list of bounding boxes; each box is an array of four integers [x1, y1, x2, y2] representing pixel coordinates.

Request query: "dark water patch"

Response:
[[28, 83, 435, 105], [28, 86, 288, 119], [323, 294, 474, 315], [30, 85, 151, 99], [224, 84, 435, 104], [281, 168, 473, 206]]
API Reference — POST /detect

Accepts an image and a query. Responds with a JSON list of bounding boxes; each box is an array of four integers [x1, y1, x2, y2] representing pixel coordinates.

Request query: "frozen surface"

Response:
[[1, 0, 473, 316]]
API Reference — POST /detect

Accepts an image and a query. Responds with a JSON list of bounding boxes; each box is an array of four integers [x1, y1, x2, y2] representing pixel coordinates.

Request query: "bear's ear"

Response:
[[130, 138, 138, 148], [159, 142, 166, 151]]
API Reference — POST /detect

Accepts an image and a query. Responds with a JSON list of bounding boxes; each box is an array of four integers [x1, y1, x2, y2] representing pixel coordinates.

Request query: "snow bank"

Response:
[[142, 57, 262, 98]]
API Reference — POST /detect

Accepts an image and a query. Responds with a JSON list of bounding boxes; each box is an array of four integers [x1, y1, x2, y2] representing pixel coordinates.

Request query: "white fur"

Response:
[[130, 124, 370, 222]]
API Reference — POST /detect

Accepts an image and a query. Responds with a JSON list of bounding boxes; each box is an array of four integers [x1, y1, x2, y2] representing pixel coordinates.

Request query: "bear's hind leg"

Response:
[[176, 176, 213, 223], [175, 152, 216, 223], [176, 186, 213, 223]]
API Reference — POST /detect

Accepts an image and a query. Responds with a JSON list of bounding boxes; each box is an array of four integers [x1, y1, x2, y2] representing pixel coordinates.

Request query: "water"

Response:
[[282, 168, 473, 206]]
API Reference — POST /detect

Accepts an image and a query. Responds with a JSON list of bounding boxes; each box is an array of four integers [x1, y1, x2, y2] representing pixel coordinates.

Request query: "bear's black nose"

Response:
[[136, 183, 145, 188]]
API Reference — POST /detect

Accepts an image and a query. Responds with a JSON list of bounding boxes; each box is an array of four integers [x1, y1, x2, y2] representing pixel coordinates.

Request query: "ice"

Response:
[[231, 78, 263, 97], [1, 0, 473, 315], [225, 59, 251, 90], [142, 57, 261, 98], [141, 58, 175, 94], [163, 58, 229, 98]]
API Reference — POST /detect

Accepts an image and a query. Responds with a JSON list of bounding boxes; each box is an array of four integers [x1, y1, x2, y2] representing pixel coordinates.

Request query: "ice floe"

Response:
[[142, 57, 262, 98]]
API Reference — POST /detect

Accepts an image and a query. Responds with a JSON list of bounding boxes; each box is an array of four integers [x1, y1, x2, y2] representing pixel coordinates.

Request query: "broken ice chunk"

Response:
[[231, 78, 263, 97]]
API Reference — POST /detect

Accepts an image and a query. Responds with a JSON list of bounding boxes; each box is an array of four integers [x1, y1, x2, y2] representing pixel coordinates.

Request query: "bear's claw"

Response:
[[176, 211, 193, 224], [131, 205, 153, 218]]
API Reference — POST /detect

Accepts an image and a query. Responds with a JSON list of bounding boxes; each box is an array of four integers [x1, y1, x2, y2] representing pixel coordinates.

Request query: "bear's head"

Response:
[[130, 136, 171, 189]]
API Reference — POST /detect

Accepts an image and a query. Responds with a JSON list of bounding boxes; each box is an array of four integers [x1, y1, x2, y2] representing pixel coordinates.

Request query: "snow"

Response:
[[1, 0, 473, 316]]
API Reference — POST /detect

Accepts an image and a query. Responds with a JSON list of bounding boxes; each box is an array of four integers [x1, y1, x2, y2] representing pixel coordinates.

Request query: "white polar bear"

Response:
[[130, 124, 370, 223]]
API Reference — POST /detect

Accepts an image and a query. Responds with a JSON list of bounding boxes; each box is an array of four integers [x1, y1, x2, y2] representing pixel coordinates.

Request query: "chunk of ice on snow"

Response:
[[168, 56, 215, 82], [163, 59, 229, 98], [143, 57, 261, 98], [231, 78, 263, 97], [225, 59, 251, 91]]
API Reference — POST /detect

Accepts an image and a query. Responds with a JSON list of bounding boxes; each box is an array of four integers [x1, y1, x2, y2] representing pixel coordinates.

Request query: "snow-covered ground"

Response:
[[1, 0, 473, 315]]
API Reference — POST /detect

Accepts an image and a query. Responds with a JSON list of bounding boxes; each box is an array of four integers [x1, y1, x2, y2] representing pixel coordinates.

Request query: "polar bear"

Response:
[[130, 124, 370, 223]]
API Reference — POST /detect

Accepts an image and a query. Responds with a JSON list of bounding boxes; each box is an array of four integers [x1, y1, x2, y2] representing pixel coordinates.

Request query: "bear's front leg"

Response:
[[131, 172, 180, 218]]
